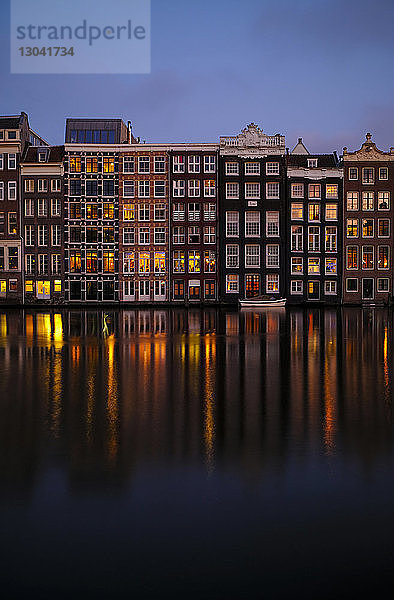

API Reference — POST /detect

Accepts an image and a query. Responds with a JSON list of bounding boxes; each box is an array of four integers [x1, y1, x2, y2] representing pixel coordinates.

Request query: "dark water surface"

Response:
[[0, 307, 394, 598]]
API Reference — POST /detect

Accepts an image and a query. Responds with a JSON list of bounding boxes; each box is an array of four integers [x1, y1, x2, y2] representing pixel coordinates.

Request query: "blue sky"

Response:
[[1, 0, 394, 153]]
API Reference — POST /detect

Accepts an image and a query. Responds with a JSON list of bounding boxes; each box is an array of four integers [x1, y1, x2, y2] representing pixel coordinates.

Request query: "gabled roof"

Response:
[[287, 153, 338, 168], [291, 137, 309, 155], [22, 145, 64, 163]]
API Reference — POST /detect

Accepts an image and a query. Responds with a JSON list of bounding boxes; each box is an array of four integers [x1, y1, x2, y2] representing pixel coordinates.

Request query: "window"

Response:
[[85, 157, 98, 173], [0, 153, 3, 169], [188, 155, 200, 173], [188, 180, 200, 197], [52, 255, 61, 275], [0, 182, 3, 201], [347, 219, 358, 237], [38, 199, 47, 217], [154, 181, 166, 198], [38, 254, 49, 275], [377, 278, 389, 292], [8, 153, 16, 169], [8, 182, 17, 200], [291, 203, 303, 220], [378, 246, 390, 269], [245, 183, 260, 199], [123, 156, 135, 173], [346, 278, 358, 292], [291, 183, 304, 198], [266, 274, 279, 292], [173, 180, 185, 197], [51, 198, 61, 217], [204, 180, 216, 197], [25, 280, 34, 292], [245, 162, 260, 175], [245, 211, 260, 237], [325, 226, 337, 251], [226, 274, 239, 293], [325, 281, 337, 295], [188, 226, 200, 244], [347, 192, 359, 211], [326, 204, 338, 220], [25, 179, 34, 192], [362, 219, 374, 237], [266, 162, 280, 175], [266, 182, 279, 199], [362, 191, 374, 211], [291, 280, 303, 295], [308, 184, 321, 199], [362, 246, 374, 269], [25, 225, 34, 246], [69, 156, 81, 172], [69, 251, 81, 273], [346, 246, 358, 270], [378, 219, 390, 237], [362, 167, 374, 183], [226, 212, 239, 237], [379, 167, 388, 180], [291, 225, 303, 251], [203, 226, 216, 244], [138, 227, 150, 245], [51, 179, 61, 192], [188, 251, 201, 272], [38, 179, 48, 192], [326, 184, 338, 199], [51, 225, 61, 246], [226, 244, 239, 268], [8, 213, 17, 235], [139, 252, 150, 273], [226, 182, 239, 199], [307, 158, 318, 168], [25, 199, 34, 217], [154, 156, 166, 173], [7, 247, 18, 270], [103, 227, 114, 243], [308, 257, 320, 274], [85, 180, 97, 196], [378, 191, 390, 210], [203, 203, 216, 221], [38, 225, 48, 246], [204, 156, 216, 173], [138, 180, 150, 198], [85, 203, 97, 219], [291, 257, 303, 274], [173, 280, 185, 299], [154, 228, 166, 245], [173, 226, 185, 244], [348, 167, 358, 180], [204, 250, 216, 272], [154, 252, 166, 274], [103, 180, 114, 196], [123, 204, 135, 221], [138, 204, 150, 221], [266, 212, 279, 236], [123, 181, 135, 197], [308, 226, 320, 251], [103, 203, 114, 219], [102, 251, 114, 272], [266, 244, 279, 267], [69, 179, 81, 196], [84, 227, 95, 243], [173, 155, 185, 173], [154, 204, 166, 221], [308, 203, 320, 221], [225, 162, 239, 175], [138, 156, 150, 174], [173, 202, 185, 220], [123, 227, 135, 245], [188, 203, 201, 220], [245, 245, 260, 267], [325, 258, 337, 274], [173, 251, 185, 272]]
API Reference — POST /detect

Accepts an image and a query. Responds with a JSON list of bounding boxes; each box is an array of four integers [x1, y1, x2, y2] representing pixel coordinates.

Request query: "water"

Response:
[[0, 307, 393, 598]]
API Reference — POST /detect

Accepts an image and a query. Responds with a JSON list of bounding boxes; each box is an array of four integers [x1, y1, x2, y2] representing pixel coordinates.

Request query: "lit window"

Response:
[[326, 184, 338, 199], [308, 257, 320, 274], [291, 203, 303, 220], [326, 204, 337, 220], [291, 183, 304, 198], [226, 274, 239, 293], [346, 192, 358, 211], [291, 257, 303, 273], [346, 247, 358, 270]]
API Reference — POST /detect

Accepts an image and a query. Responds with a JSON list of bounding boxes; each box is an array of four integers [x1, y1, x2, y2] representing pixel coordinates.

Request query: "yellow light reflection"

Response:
[[106, 335, 119, 463], [204, 336, 216, 475]]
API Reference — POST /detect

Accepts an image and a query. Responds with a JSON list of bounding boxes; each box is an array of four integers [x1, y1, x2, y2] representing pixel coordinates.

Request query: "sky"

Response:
[[1, 0, 394, 153]]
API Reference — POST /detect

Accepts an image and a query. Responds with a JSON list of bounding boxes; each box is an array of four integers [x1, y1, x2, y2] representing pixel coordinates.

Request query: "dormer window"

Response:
[[0, 131, 4, 141], [7, 131, 17, 140], [307, 158, 318, 168], [38, 152, 46, 163]]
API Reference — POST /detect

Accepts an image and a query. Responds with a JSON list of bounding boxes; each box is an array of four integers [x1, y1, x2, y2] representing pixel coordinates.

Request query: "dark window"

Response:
[[85, 130, 92, 143], [103, 180, 114, 196], [86, 180, 98, 196], [86, 281, 98, 300], [103, 281, 114, 300], [93, 130, 100, 143], [174, 280, 184, 299], [103, 227, 114, 243], [70, 281, 81, 300], [69, 180, 81, 196], [86, 228, 98, 243], [108, 130, 115, 143], [77, 130, 84, 143]]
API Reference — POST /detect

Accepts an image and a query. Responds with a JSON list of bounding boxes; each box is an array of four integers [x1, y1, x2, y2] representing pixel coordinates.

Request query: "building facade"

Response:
[[343, 134, 394, 304], [219, 124, 286, 303], [287, 139, 343, 303], [21, 145, 65, 303]]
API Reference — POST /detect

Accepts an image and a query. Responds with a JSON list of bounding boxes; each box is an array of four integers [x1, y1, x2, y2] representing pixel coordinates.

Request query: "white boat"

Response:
[[239, 297, 287, 308]]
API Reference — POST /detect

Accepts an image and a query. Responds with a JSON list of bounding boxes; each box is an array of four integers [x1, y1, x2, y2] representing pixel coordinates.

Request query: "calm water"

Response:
[[0, 307, 393, 598]]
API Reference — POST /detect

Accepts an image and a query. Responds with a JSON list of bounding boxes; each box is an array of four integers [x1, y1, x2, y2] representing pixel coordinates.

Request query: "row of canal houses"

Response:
[[1, 112, 393, 305]]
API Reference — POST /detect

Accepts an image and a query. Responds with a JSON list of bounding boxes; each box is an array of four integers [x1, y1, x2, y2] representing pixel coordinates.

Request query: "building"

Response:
[[21, 145, 65, 303], [343, 134, 394, 304], [169, 145, 219, 303], [0, 112, 47, 304], [286, 139, 343, 303], [219, 123, 286, 303], [119, 146, 170, 303]]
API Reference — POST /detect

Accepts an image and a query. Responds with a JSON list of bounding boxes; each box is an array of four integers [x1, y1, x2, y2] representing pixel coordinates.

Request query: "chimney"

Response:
[[127, 121, 132, 144]]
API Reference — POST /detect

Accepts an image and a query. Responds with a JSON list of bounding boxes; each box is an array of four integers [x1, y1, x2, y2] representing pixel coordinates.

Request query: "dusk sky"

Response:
[[1, 0, 394, 153]]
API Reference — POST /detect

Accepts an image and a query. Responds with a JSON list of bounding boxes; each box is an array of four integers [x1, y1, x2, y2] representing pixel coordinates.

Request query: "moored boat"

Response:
[[239, 296, 286, 308]]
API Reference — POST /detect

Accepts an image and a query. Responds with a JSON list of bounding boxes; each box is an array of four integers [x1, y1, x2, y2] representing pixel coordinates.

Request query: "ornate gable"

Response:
[[343, 133, 394, 162]]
